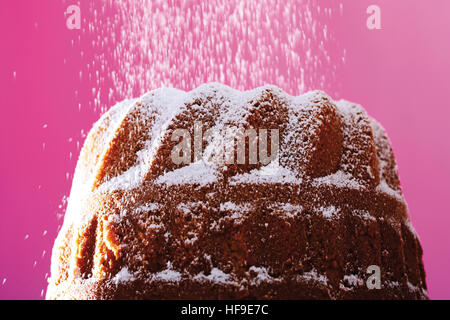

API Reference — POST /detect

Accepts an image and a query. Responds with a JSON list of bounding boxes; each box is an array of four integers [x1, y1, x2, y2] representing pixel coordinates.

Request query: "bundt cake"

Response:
[[47, 83, 427, 299]]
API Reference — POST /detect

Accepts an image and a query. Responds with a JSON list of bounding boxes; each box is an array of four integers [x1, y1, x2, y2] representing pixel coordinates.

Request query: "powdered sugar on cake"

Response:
[[47, 83, 427, 300], [156, 161, 219, 186]]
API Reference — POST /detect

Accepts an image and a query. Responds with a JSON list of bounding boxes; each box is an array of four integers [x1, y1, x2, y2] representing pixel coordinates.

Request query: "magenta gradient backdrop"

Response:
[[0, 0, 449, 299]]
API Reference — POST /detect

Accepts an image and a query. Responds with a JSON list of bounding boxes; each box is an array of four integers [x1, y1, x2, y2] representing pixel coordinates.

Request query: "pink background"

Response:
[[0, 0, 449, 299]]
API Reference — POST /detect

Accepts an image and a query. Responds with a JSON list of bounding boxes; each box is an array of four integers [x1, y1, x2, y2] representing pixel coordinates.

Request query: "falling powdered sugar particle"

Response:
[[80, 0, 344, 113]]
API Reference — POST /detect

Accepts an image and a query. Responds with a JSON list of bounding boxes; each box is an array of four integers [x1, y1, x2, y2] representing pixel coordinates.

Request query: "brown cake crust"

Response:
[[47, 84, 427, 300]]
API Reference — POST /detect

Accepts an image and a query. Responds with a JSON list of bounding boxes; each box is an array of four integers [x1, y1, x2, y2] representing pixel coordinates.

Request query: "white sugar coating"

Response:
[[269, 203, 303, 219], [297, 270, 328, 285], [152, 269, 182, 283], [112, 267, 135, 285], [274, 203, 304, 213], [404, 218, 421, 240], [376, 180, 404, 201], [136, 203, 161, 212], [407, 281, 429, 297], [176, 202, 206, 214], [193, 268, 237, 285], [222, 211, 244, 222], [318, 205, 340, 219], [97, 164, 147, 192], [63, 98, 137, 228], [148, 223, 163, 230], [176, 203, 191, 214], [220, 202, 252, 212], [368, 117, 404, 192], [352, 209, 376, 222], [156, 161, 219, 186], [184, 233, 199, 245], [210, 202, 252, 229], [313, 170, 363, 190], [248, 266, 277, 285], [230, 160, 301, 185], [137, 88, 190, 171]]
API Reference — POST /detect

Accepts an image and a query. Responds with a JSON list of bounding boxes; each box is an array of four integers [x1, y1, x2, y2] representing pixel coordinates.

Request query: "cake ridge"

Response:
[[83, 83, 391, 193]]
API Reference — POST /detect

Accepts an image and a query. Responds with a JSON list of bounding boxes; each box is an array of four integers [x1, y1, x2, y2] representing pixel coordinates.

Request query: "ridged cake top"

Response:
[[70, 83, 402, 202]]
